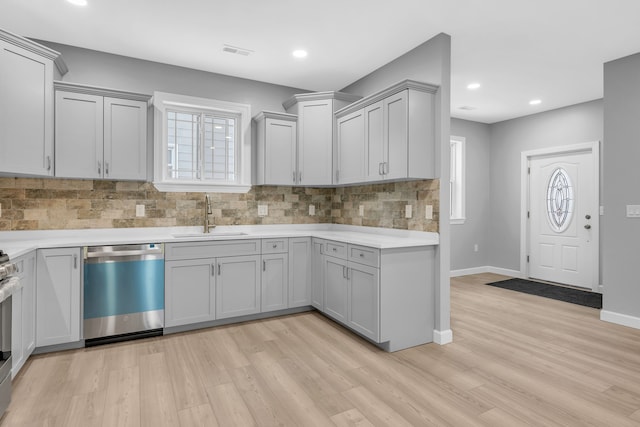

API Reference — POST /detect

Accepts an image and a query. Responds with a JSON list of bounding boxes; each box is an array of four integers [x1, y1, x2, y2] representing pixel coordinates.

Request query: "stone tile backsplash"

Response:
[[0, 178, 439, 232]]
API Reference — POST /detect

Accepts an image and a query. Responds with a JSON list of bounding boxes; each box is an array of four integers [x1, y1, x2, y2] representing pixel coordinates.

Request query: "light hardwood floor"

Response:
[[4, 272, 640, 426]]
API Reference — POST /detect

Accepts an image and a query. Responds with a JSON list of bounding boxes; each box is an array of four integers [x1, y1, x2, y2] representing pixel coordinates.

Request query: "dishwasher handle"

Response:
[[84, 244, 164, 260]]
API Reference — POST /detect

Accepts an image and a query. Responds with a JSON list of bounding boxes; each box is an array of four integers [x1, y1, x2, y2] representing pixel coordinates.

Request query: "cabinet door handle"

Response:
[[299, 171, 302, 182], [272, 243, 278, 249], [218, 263, 221, 275], [211, 263, 215, 276], [319, 244, 323, 255], [46, 156, 52, 171], [73, 254, 78, 269], [97, 161, 102, 175], [332, 247, 337, 252], [105, 162, 109, 176], [346, 267, 350, 280], [263, 260, 266, 271], [342, 266, 346, 278]]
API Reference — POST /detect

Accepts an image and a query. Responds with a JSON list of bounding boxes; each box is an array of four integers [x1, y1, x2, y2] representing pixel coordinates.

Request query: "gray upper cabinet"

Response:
[[54, 82, 149, 181], [336, 109, 365, 184], [0, 29, 66, 177], [283, 92, 361, 186], [254, 111, 298, 186], [335, 80, 439, 185]]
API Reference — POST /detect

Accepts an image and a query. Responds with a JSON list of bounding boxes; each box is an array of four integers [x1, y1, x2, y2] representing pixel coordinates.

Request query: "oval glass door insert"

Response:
[[546, 167, 574, 232]]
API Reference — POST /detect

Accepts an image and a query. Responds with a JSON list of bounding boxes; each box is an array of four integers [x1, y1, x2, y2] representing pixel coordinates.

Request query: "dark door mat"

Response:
[[485, 278, 602, 309]]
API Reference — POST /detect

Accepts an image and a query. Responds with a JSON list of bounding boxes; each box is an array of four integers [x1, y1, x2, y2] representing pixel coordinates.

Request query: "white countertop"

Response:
[[0, 224, 439, 259]]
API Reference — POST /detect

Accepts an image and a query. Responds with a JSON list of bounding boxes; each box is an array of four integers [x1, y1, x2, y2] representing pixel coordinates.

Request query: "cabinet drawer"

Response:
[[261, 239, 288, 254], [165, 240, 260, 260], [324, 241, 347, 259], [348, 245, 380, 268]]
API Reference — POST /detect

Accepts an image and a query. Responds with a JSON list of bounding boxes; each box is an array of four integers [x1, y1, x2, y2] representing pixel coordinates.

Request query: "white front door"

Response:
[[528, 149, 598, 289]]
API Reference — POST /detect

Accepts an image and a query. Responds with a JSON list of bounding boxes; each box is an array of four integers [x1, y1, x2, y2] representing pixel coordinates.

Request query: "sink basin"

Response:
[[172, 232, 247, 239]]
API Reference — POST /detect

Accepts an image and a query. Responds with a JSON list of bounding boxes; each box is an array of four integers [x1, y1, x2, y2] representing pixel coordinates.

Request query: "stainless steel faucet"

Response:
[[204, 194, 215, 233]]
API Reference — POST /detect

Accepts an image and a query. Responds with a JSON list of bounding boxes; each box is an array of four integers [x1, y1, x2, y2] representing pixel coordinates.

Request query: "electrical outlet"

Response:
[[405, 205, 412, 219], [359, 205, 364, 217], [309, 204, 315, 216], [135, 204, 145, 217], [258, 204, 268, 217], [425, 205, 433, 220], [626, 205, 640, 218]]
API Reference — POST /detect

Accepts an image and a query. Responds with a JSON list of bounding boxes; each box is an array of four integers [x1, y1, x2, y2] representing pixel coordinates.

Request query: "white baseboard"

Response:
[[450, 266, 488, 277], [600, 310, 640, 330], [433, 329, 453, 345], [450, 265, 523, 278]]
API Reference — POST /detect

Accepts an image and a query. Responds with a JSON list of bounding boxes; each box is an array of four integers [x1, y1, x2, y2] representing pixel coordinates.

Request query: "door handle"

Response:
[[584, 224, 591, 229], [73, 254, 78, 269], [98, 161, 102, 175], [105, 162, 109, 176], [263, 260, 266, 271]]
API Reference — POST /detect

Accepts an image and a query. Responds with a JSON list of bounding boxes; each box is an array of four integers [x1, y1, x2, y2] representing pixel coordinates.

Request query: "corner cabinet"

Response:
[[281, 91, 361, 186], [54, 82, 149, 180], [0, 29, 67, 177], [36, 248, 82, 348], [335, 80, 438, 185]]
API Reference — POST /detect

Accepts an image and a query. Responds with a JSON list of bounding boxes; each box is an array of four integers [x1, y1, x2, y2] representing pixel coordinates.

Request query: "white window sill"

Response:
[[450, 218, 466, 225], [153, 181, 252, 193]]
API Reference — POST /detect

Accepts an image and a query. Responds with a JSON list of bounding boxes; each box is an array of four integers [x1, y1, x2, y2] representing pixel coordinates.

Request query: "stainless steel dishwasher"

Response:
[[83, 243, 164, 345]]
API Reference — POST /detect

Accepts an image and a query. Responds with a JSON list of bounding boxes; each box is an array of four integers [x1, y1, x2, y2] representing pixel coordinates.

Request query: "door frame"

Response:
[[519, 141, 600, 292]]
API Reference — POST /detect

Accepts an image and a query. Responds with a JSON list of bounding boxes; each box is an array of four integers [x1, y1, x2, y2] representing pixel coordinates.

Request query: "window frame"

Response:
[[450, 135, 466, 224], [153, 91, 251, 193]]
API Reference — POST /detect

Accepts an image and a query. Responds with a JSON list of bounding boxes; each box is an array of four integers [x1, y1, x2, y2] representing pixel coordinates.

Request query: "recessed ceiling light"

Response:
[[529, 99, 542, 105], [467, 82, 481, 90], [292, 50, 308, 59], [67, 0, 87, 6]]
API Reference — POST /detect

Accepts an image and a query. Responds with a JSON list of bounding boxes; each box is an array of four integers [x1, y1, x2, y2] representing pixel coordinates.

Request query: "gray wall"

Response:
[[342, 33, 452, 336], [488, 99, 603, 272], [39, 41, 306, 114], [450, 118, 491, 271], [602, 53, 640, 317]]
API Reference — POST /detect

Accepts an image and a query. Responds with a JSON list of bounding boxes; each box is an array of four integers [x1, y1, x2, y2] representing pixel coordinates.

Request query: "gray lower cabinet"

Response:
[[164, 259, 216, 327], [323, 255, 349, 323], [216, 255, 261, 319], [261, 253, 288, 312], [347, 263, 379, 341], [288, 237, 311, 307], [310, 239, 325, 310], [317, 240, 382, 343], [36, 248, 81, 347], [11, 251, 36, 378]]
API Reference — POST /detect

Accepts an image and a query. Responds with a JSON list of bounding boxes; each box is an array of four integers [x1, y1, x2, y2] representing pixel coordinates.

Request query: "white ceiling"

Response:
[[1, 0, 640, 123]]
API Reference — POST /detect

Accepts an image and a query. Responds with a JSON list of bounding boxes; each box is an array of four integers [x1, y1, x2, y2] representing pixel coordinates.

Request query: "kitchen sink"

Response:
[[171, 232, 247, 239]]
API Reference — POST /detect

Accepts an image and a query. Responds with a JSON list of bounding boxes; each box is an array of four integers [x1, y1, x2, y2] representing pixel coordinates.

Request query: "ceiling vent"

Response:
[[458, 105, 476, 110], [222, 45, 253, 56]]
